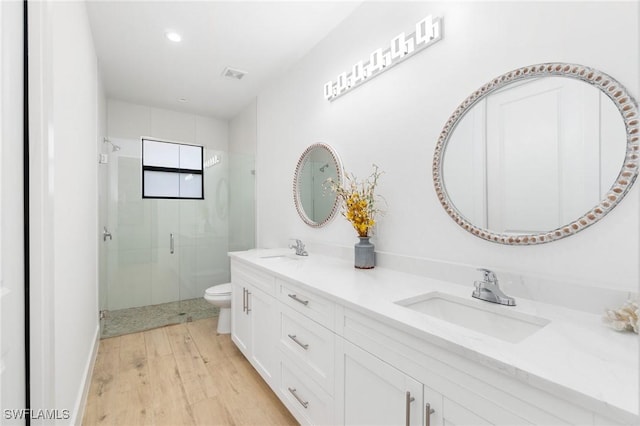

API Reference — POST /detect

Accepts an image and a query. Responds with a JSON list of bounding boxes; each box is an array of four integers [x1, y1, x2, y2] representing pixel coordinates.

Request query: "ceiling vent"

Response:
[[222, 67, 248, 80]]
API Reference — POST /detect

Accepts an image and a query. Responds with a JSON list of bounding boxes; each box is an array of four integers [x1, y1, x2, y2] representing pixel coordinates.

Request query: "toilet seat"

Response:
[[205, 283, 232, 296]]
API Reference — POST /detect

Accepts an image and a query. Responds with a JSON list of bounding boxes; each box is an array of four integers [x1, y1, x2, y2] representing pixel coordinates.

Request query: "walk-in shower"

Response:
[[98, 136, 255, 337]]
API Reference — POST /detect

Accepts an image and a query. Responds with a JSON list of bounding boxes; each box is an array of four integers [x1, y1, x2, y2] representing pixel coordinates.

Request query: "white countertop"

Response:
[[229, 248, 639, 421]]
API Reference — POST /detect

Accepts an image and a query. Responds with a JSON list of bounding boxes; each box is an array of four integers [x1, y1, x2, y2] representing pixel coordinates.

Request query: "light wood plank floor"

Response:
[[83, 317, 298, 426]]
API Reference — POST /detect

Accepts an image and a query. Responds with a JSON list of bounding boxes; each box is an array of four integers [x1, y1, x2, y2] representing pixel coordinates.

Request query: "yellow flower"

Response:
[[325, 164, 384, 237]]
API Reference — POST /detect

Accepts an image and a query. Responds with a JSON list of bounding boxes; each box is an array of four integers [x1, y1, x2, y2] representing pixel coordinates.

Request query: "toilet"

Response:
[[204, 283, 232, 334]]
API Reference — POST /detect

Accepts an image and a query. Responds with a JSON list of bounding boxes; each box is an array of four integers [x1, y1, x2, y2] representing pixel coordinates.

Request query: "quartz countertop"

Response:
[[229, 248, 639, 421]]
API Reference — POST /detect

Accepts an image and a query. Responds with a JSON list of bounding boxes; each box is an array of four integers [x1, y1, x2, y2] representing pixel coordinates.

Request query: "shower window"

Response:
[[142, 138, 204, 199]]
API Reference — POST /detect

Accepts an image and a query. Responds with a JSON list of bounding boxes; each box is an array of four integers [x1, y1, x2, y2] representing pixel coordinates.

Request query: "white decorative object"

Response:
[[603, 299, 640, 333], [324, 15, 443, 101]]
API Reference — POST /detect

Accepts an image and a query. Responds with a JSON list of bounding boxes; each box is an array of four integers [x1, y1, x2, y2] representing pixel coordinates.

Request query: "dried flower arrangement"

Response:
[[602, 299, 639, 334], [326, 164, 384, 237]]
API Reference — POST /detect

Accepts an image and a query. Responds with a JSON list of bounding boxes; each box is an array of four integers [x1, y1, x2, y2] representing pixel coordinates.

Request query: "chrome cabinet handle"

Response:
[[287, 334, 309, 350], [425, 403, 435, 426], [288, 387, 309, 409], [246, 290, 251, 313], [170, 233, 174, 254], [288, 294, 309, 306], [405, 391, 415, 426], [242, 288, 247, 313]]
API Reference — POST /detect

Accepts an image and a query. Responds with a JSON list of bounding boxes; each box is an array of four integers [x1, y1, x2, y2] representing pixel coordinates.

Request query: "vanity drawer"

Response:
[[279, 305, 335, 395], [279, 357, 334, 426], [231, 260, 275, 295], [277, 278, 334, 329]]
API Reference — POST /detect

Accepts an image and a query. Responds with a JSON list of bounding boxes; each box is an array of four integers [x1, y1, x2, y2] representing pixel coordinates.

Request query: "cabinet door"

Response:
[[231, 281, 250, 357], [341, 341, 423, 426], [424, 384, 533, 426], [248, 285, 277, 386], [424, 386, 493, 426]]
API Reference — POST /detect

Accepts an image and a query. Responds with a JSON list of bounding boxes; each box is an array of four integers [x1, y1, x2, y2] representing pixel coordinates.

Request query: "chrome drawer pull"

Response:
[[242, 288, 247, 313], [246, 290, 251, 313], [288, 294, 309, 306], [425, 403, 435, 426], [405, 391, 415, 426], [287, 334, 309, 350], [288, 387, 309, 409]]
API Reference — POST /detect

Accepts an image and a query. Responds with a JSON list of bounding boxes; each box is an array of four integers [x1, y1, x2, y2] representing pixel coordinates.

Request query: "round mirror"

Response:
[[433, 63, 639, 245], [294, 143, 343, 227]]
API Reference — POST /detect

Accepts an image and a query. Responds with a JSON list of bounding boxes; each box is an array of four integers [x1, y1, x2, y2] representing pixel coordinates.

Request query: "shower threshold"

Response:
[[100, 297, 218, 338]]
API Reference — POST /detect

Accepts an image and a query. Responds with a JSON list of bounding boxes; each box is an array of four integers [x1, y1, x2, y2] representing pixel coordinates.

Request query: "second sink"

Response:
[[395, 292, 549, 343]]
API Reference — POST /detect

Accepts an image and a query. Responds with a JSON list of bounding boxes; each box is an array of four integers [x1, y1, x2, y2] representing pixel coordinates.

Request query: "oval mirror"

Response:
[[434, 63, 639, 245], [294, 143, 343, 227]]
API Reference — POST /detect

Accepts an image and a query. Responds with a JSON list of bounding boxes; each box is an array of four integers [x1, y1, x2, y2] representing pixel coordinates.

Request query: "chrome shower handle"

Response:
[[170, 233, 174, 254], [103, 227, 112, 241]]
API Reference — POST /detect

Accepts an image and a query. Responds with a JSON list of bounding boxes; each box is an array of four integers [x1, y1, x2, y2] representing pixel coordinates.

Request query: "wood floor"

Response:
[[82, 317, 298, 426]]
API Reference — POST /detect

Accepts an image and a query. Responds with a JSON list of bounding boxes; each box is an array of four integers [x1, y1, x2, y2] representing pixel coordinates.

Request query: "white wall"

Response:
[[256, 1, 639, 298], [230, 98, 257, 156], [107, 99, 228, 151], [0, 0, 25, 419], [105, 99, 230, 310], [229, 99, 257, 251], [28, 0, 104, 423]]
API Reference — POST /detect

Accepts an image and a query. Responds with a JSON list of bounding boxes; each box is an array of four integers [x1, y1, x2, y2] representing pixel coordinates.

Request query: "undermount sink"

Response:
[[259, 253, 301, 261], [395, 292, 549, 343]]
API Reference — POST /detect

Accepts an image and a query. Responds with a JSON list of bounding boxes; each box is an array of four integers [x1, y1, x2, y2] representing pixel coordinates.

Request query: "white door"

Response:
[[485, 77, 601, 233], [342, 341, 423, 425], [0, 0, 26, 422]]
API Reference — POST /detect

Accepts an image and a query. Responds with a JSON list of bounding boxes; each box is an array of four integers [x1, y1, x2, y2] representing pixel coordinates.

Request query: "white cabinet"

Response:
[[423, 385, 525, 426], [277, 278, 335, 329], [339, 339, 526, 426], [230, 261, 277, 387], [247, 285, 277, 383], [339, 340, 423, 426], [231, 280, 250, 354], [276, 280, 337, 425], [341, 308, 596, 426], [279, 304, 335, 394], [230, 257, 636, 426], [278, 355, 334, 426]]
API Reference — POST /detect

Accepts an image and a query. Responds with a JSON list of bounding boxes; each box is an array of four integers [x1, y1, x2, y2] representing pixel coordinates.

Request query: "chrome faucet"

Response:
[[289, 239, 308, 256], [472, 268, 516, 306]]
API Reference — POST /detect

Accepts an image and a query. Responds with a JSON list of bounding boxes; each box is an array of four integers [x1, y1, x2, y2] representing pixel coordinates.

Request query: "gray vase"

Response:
[[354, 236, 375, 269]]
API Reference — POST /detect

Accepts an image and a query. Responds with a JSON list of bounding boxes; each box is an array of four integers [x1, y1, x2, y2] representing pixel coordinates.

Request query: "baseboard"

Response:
[[71, 324, 100, 426]]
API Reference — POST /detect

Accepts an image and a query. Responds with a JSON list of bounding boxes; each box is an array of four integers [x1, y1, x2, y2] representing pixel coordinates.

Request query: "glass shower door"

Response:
[[150, 199, 180, 306], [177, 149, 229, 320], [100, 141, 230, 338]]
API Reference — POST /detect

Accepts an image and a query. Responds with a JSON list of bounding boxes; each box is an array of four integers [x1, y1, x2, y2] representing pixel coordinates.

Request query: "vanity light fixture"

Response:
[[324, 15, 443, 101], [165, 31, 182, 43]]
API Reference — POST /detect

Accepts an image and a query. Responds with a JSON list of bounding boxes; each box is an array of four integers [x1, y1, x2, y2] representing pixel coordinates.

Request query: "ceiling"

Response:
[[86, 1, 362, 120]]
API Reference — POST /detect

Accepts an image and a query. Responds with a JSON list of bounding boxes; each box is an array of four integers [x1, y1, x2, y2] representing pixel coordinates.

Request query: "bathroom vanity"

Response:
[[229, 249, 638, 426]]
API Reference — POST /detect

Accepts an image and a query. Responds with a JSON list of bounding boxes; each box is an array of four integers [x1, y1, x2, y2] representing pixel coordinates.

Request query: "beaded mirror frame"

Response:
[[433, 63, 639, 245], [293, 143, 344, 228]]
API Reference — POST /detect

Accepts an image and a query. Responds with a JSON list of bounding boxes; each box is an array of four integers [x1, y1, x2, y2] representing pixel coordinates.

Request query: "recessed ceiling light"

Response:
[[165, 31, 182, 43]]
